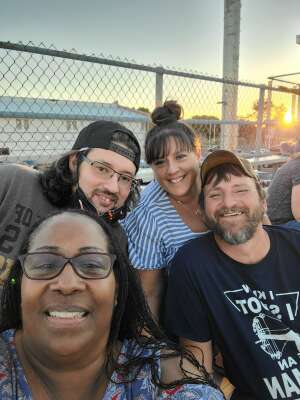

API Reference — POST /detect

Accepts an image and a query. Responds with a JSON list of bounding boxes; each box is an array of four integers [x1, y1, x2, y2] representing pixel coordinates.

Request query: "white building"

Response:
[[0, 96, 150, 163]]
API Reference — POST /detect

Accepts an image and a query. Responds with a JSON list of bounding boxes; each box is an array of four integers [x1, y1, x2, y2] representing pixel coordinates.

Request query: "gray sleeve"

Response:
[[291, 159, 300, 186], [0, 165, 12, 203]]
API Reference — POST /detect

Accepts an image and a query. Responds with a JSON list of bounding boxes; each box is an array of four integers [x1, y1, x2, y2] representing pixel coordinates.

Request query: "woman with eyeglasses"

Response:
[[0, 209, 222, 400]]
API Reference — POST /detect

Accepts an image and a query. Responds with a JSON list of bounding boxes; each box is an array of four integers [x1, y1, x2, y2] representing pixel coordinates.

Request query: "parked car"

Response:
[[136, 159, 154, 184], [255, 170, 273, 188]]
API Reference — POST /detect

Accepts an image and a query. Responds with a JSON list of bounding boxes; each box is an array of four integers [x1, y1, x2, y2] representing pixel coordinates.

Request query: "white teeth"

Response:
[[48, 311, 86, 319], [170, 177, 183, 183], [223, 212, 242, 217], [96, 194, 113, 203]]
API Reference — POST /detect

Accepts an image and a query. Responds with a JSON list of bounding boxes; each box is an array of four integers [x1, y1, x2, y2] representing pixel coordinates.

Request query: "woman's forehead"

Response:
[[159, 136, 191, 157], [30, 213, 108, 250]]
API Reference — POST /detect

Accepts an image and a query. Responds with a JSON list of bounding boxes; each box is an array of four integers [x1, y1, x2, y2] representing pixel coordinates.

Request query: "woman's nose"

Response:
[[49, 263, 86, 294], [167, 160, 180, 175]]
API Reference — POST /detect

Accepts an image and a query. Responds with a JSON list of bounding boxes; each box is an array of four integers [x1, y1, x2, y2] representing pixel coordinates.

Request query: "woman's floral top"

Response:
[[0, 330, 223, 399]]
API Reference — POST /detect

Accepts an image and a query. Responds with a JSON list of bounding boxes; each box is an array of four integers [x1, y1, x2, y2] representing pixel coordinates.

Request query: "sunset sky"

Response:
[[1, 0, 300, 85]]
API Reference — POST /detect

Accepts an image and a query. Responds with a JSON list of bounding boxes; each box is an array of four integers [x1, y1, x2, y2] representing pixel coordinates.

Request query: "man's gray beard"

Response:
[[203, 206, 264, 245]]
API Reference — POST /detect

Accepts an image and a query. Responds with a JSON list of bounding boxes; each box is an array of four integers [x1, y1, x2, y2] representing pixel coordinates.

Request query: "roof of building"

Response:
[[0, 96, 150, 122]]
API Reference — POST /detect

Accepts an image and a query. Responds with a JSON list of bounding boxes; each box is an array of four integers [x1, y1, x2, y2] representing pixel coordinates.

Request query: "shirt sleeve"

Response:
[[290, 158, 300, 186], [0, 165, 13, 203], [164, 248, 211, 342], [159, 384, 223, 399], [122, 206, 166, 270]]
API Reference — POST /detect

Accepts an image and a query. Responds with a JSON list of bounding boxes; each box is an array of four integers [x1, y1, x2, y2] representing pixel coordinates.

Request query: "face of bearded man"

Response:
[[203, 174, 265, 245]]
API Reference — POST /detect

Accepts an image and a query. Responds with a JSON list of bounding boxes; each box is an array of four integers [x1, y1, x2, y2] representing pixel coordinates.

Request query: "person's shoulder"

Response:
[[0, 163, 38, 179], [0, 330, 19, 397], [139, 181, 166, 206], [170, 232, 214, 274], [159, 382, 223, 399], [159, 355, 223, 399], [123, 181, 166, 223], [290, 155, 300, 164], [265, 224, 300, 242], [282, 156, 300, 172], [265, 224, 300, 234], [0, 330, 14, 368], [120, 338, 157, 361], [176, 231, 214, 256], [159, 384, 223, 399]]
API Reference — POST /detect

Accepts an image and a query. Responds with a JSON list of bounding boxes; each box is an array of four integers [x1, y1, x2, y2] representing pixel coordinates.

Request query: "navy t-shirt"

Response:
[[165, 225, 300, 400]]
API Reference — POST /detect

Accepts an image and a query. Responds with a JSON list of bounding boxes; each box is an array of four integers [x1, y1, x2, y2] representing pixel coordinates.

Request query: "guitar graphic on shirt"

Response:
[[253, 313, 300, 360]]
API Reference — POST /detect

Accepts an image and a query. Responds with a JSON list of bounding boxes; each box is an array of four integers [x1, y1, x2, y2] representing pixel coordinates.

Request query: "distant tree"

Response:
[[190, 116, 220, 143], [192, 115, 219, 120], [248, 100, 287, 121], [137, 107, 150, 113]]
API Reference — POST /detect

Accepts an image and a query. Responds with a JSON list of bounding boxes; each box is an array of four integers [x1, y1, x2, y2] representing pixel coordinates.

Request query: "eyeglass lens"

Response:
[[84, 156, 135, 189], [22, 252, 114, 279]]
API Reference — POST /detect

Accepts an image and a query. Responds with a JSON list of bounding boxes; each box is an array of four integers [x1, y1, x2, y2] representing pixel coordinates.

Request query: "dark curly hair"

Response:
[[145, 100, 201, 164], [0, 209, 220, 393], [39, 137, 140, 218]]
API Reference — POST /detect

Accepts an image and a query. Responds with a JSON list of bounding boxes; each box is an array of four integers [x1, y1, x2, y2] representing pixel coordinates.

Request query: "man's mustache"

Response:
[[91, 189, 118, 203], [216, 207, 248, 218]]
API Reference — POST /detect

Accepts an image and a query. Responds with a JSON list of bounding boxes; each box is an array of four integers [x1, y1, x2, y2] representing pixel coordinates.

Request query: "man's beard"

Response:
[[203, 205, 264, 245], [71, 187, 125, 222]]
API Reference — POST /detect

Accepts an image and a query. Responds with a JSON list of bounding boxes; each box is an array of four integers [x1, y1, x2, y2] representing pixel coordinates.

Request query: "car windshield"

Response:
[[139, 159, 149, 168]]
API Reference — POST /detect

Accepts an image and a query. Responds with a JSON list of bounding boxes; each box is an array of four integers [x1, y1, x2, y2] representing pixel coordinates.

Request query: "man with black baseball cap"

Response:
[[165, 150, 300, 399], [0, 120, 141, 288]]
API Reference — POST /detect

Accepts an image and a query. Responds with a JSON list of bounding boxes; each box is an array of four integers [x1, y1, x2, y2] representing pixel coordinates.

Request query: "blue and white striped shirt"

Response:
[[122, 180, 204, 271]]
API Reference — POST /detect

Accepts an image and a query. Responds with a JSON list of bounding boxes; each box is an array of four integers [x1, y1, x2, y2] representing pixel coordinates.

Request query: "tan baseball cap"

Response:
[[201, 150, 257, 185]]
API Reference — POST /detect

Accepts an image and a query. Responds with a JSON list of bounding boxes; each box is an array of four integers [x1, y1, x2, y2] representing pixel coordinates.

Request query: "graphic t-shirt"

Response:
[[0, 329, 223, 400], [0, 164, 58, 284], [0, 164, 128, 285], [165, 225, 300, 400]]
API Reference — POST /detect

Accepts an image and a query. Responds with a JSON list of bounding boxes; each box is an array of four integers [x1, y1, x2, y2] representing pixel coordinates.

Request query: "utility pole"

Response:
[[221, 0, 241, 151]]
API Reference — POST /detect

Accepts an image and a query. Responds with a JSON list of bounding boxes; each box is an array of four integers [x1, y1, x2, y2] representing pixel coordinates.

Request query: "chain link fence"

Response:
[[0, 41, 298, 166]]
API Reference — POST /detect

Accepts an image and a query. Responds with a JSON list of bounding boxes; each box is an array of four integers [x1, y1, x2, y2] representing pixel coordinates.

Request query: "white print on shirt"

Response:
[[252, 313, 300, 360], [224, 285, 300, 399]]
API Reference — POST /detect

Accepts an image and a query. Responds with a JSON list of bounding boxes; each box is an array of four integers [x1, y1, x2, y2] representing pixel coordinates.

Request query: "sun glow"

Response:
[[283, 110, 293, 124]]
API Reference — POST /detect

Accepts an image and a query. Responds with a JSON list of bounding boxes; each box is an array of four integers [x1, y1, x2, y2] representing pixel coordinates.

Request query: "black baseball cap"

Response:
[[72, 120, 141, 171]]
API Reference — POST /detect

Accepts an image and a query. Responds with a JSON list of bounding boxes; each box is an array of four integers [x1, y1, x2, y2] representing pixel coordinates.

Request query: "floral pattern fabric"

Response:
[[0, 330, 223, 400]]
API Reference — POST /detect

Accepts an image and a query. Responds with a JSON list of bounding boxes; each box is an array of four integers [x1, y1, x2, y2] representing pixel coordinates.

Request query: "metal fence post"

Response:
[[255, 86, 266, 165], [265, 80, 272, 148], [292, 86, 297, 120], [0, 41, 295, 164], [297, 84, 300, 121], [155, 68, 164, 107]]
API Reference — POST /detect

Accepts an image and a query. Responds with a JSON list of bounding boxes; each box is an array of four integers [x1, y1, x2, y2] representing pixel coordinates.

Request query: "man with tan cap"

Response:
[[165, 150, 300, 400]]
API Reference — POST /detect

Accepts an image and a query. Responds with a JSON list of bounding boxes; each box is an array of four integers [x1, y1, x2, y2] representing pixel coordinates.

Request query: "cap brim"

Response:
[[201, 150, 255, 184]]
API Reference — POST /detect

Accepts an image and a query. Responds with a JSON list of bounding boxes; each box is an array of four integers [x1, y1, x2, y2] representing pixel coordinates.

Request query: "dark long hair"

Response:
[[145, 100, 201, 164], [0, 209, 218, 392], [39, 147, 140, 218]]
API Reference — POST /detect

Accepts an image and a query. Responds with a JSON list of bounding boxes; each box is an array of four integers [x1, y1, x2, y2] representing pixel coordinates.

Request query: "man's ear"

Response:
[[69, 153, 78, 173]]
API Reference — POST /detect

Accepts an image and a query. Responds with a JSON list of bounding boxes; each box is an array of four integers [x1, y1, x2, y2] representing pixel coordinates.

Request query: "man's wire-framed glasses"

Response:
[[18, 252, 117, 280], [82, 155, 138, 190]]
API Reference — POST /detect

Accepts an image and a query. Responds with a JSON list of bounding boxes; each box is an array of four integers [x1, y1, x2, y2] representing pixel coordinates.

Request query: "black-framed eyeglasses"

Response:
[[18, 252, 117, 280], [82, 155, 138, 190]]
